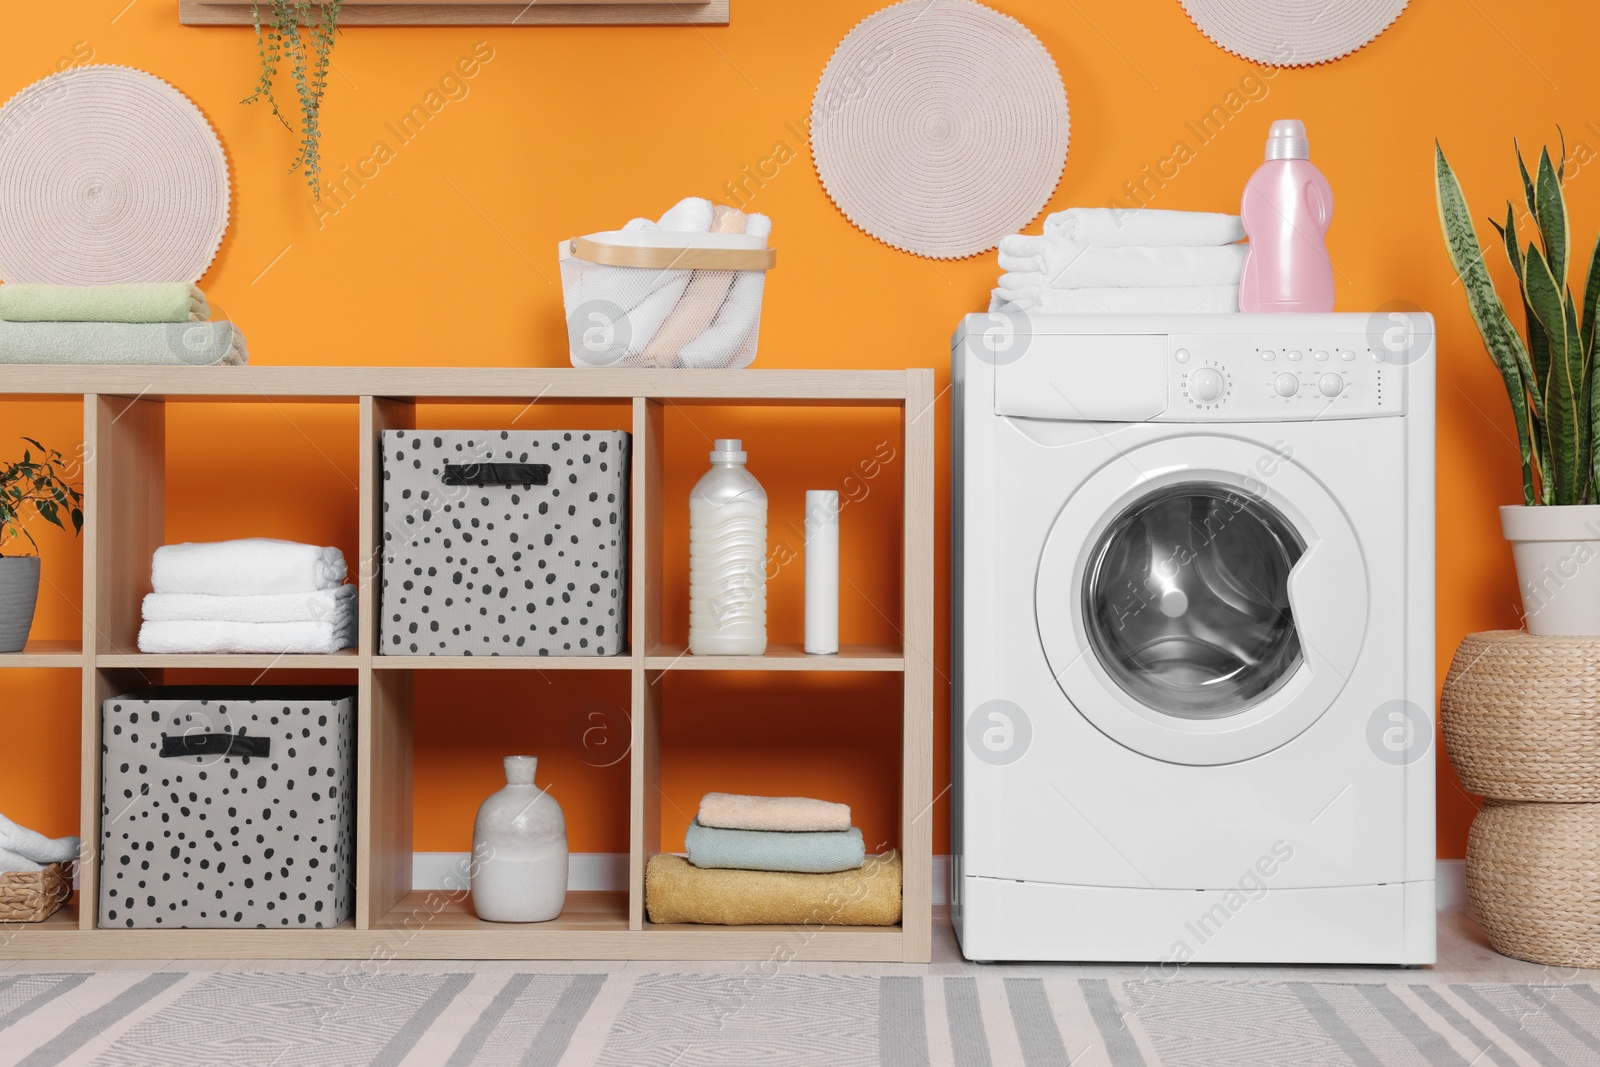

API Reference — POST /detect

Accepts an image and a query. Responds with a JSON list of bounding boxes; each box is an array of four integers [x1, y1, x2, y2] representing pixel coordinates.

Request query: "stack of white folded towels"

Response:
[[137, 538, 356, 654], [990, 207, 1247, 314]]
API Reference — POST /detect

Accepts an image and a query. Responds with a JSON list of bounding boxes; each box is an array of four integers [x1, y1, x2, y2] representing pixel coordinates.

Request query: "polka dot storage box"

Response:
[[380, 430, 632, 657], [99, 688, 355, 929]]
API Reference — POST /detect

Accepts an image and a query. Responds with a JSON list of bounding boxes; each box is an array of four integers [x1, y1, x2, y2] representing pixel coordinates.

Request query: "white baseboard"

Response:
[[412, 854, 1469, 910]]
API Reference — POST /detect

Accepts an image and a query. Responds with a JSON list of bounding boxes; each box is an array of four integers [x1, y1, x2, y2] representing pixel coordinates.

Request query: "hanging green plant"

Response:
[[243, 0, 343, 191]]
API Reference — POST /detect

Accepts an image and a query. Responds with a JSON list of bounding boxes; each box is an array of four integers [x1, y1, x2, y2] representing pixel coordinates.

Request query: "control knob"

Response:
[[1273, 373, 1300, 397], [1318, 373, 1344, 397], [1189, 367, 1225, 403]]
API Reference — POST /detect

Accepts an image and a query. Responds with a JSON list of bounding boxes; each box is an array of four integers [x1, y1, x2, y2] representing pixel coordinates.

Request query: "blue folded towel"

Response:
[[684, 818, 866, 874]]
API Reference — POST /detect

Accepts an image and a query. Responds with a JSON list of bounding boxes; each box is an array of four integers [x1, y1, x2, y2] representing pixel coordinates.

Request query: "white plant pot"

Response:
[[1501, 504, 1600, 635], [0, 556, 42, 653]]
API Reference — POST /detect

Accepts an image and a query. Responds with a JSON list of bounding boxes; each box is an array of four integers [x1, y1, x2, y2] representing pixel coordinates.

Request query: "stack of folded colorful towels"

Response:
[[990, 207, 1246, 315], [0, 283, 247, 366], [646, 792, 902, 927], [137, 538, 355, 654]]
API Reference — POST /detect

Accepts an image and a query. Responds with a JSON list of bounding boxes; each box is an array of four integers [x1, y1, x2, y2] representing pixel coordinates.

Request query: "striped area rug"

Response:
[[3, 971, 1599, 1066]]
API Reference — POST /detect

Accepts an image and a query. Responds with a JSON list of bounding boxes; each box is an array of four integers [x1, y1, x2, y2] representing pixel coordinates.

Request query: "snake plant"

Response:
[[1436, 136, 1600, 506]]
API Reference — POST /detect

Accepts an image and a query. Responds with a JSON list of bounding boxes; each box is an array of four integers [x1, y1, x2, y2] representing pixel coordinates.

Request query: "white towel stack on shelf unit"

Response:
[[137, 538, 356, 654]]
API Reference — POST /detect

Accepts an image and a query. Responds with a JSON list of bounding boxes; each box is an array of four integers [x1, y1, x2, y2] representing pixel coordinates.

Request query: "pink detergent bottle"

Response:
[[1239, 119, 1335, 313]]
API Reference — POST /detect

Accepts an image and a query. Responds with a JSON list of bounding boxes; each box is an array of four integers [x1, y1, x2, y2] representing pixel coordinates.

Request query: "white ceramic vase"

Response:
[[470, 756, 568, 923], [0, 556, 42, 653], [1501, 504, 1600, 635]]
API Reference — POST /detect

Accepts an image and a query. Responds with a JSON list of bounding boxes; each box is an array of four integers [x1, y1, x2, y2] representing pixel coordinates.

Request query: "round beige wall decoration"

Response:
[[1180, 0, 1412, 66], [810, 0, 1069, 260], [0, 65, 231, 284]]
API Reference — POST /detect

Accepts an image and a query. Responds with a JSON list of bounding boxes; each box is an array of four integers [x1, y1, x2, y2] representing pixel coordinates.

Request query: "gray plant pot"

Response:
[[0, 556, 42, 653]]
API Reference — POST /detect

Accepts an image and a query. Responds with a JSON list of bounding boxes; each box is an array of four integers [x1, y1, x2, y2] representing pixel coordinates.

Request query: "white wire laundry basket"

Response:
[[559, 231, 776, 369]]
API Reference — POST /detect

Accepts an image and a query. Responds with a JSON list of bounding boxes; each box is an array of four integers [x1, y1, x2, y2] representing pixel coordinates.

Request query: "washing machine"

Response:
[[950, 312, 1435, 964]]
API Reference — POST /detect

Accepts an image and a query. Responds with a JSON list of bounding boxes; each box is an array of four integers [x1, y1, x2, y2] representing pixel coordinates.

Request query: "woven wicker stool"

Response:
[[1442, 630, 1600, 967]]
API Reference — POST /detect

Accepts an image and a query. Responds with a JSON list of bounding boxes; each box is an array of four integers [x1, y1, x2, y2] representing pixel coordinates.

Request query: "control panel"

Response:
[[1164, 333, 1402, 421]]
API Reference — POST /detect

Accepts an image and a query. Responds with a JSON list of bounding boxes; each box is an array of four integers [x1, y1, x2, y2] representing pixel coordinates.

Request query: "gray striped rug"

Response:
[[3, 971, 1599, 1066]]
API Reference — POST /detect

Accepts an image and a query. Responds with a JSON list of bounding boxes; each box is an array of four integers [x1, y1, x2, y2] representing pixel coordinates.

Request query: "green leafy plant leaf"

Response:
[[1535, 148, 1570, 286], [0, 438, 85, 557], [1436, 142, 1540, 505], [1523, 244, 1582, 504]]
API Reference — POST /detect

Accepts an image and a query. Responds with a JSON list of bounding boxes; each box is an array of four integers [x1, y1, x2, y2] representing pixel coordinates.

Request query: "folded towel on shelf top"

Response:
[[991, 285, 1241, 315], [645, 852, 902, 927], [685, 819, 866, 874], [0, 283, 209, 323], [0, 320, 246, 366], [141, 585, 356, 625], [1042, 207, 1245, 247], [997, 238, 1247, 289], [137, 618, 356, 655], [151, 539, 349, 597], [698, 792, 852, 834]]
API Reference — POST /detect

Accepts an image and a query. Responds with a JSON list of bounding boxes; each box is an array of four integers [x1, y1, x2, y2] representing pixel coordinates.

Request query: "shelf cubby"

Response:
[[0, 367, 933, 961]]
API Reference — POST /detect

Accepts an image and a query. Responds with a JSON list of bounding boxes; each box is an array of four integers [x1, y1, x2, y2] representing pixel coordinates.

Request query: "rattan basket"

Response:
[[1441, 630, 1600, 802], [1467, 800, 1600, 968], [0, 862, 70, 923]]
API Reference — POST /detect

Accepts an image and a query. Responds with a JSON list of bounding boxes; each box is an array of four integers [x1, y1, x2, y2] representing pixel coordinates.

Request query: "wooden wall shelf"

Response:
[[179, 1, 731, 26], [0, 368, 933, 962]]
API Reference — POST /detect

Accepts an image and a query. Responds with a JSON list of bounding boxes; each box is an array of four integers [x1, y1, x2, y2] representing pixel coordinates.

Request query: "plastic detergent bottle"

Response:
[[689, 438, 768, 655], [1239, 119, 1335, 313]]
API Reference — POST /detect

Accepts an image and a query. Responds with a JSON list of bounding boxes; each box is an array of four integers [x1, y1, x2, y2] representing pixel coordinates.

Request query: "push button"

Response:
[[1260, 350, 1276, 361], [1313, 349, 1329, 361]]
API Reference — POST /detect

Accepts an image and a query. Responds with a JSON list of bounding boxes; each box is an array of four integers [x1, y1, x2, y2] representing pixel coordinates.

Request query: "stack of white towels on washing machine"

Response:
[[989, 208, 1245, 315]]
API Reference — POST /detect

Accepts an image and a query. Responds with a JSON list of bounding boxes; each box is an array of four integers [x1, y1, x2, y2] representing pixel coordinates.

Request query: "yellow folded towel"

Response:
[[646, 851, 901, 927]]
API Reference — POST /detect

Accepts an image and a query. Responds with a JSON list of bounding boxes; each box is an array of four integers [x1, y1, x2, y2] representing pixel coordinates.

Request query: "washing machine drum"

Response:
[[1084, 483, 1305, 719], [1035, 436, 1368, 766]]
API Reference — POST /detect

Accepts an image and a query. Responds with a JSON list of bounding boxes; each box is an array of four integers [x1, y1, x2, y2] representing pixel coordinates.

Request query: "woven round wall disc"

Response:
[[0, 65, 231, 284], [1180, 0, 1411, 66], [811, 0, 1069, 260]]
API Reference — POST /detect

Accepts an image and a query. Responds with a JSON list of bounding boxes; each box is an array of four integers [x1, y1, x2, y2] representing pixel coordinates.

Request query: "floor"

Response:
[[1, 909, 1595, 1067]]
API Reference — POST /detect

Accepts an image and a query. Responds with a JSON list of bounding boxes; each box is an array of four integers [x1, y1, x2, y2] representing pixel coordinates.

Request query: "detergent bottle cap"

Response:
[[1265, 119, 1310, 161], [711, 439, 748, 463]]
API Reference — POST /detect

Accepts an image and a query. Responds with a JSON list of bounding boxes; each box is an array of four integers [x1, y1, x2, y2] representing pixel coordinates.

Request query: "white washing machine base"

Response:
[[954, 876, 1437, 965]]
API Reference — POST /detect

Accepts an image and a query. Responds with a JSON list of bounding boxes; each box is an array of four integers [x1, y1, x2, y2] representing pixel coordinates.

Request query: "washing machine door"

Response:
[[1035, 435, 1368, 765]]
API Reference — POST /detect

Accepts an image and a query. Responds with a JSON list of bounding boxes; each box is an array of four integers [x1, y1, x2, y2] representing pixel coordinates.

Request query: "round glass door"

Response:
[[1082, 482, 1306, 720]]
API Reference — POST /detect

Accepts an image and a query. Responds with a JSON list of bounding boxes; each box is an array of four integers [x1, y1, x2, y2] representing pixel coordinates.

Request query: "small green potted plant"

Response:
[[0, 439, 84, 653], [1436, 136, 1600, 634]]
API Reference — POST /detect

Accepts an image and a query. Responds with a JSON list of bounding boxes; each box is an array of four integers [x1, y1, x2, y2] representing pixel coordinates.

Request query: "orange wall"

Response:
[[1, 0, 1589, 860]]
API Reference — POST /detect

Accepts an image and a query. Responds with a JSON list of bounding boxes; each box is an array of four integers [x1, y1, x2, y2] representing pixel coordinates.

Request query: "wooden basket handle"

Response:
[[570, 237, 776, 271]]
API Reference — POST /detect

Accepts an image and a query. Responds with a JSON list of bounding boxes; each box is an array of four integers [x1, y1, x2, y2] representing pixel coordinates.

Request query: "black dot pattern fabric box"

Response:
[[99, 688, 356, 930], [380, 429, 631, 657]]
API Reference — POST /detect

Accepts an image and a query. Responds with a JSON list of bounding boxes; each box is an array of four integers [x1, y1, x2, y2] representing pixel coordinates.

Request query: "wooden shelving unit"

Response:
[[178, 1, 731, 27], [0, 368, 933, 962]]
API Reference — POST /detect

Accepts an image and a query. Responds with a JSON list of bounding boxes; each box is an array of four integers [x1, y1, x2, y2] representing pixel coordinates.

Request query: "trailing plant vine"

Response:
[[244, 0, 343, 191], [1, 439, 84, 557]]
